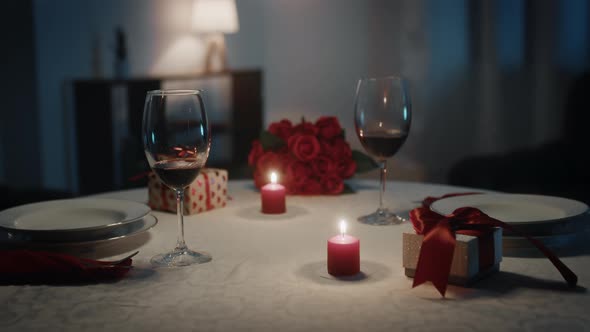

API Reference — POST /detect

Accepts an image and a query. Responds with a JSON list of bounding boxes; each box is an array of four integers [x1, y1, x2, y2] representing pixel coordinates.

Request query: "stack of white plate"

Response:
[[0, 198, 157, 248], [430, 194, 590, 250]]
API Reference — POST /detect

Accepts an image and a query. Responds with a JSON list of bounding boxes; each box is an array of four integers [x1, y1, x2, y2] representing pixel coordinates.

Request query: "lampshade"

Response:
[[192, 0, 239, 34]]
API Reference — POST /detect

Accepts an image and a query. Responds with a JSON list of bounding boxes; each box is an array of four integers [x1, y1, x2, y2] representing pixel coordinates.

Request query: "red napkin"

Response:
[[0, 250, 134, 285]]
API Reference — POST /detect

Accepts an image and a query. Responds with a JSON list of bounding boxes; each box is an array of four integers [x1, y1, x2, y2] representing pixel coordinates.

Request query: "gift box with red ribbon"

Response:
[[403, 193, 577, 297], [148, 168, 228, 215], [403, 229, 502, 286]]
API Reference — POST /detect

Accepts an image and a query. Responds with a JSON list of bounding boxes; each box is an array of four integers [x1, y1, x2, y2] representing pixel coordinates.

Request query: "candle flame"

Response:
[[270, 172, 278, 184], [339, 220, 347, 237]]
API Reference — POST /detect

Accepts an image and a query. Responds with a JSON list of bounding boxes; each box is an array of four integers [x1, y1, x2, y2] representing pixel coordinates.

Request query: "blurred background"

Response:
[[1, 0, 589, 208]]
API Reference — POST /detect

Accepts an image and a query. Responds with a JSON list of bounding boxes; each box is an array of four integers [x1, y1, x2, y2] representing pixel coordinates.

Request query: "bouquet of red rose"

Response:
[[248, 117, 377, 195]]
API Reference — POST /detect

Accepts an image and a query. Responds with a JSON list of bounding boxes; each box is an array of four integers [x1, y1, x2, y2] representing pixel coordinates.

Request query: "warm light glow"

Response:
[[150, 35, 205, 75], [339, 220, 347, 237], [383, 96, 387, 104], [270, 172, 278, 184], [192, 0, 239, 33]]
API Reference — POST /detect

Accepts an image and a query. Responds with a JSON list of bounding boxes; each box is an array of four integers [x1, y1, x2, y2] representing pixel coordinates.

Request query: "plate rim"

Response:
[[430, 193, 589, 225], [502, 229, 590, 249], [0, 198, 151, 233], [2, 214, 158, 246]]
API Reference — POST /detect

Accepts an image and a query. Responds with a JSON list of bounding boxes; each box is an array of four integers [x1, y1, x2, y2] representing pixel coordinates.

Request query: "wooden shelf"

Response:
[[71, 69, 262, 194]]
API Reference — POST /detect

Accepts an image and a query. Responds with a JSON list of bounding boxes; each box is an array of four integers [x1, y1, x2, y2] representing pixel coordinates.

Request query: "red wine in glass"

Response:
[[152, 159, 203, 190], [358, 129, 408, 161], [354, 76, 411, 225], [143, 89, 211, 267]]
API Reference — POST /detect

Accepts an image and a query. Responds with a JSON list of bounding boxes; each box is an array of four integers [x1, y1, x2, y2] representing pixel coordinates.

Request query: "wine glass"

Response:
[[354, 76, 411, 225], [142, 89, 212, 267]]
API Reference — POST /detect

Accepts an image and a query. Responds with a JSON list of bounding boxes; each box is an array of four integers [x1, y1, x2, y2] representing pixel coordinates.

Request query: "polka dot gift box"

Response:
[[148, 168, 228, 215]]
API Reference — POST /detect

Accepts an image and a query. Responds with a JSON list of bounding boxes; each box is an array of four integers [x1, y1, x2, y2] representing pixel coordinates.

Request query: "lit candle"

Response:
[[327, 220, 360, 276], [261, 172, 286, 214]]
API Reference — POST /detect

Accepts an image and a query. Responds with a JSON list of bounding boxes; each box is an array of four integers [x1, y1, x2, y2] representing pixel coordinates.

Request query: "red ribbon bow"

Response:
[[410, 193, 578, 296]]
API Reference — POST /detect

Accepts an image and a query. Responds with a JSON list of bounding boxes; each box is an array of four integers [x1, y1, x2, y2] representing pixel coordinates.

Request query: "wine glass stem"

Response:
[[175, 189, 188, 251], [379, 160, 387, 212]]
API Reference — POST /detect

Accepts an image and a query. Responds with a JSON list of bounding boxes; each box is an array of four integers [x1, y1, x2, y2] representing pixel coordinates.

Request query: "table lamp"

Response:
[[192, 0, 239, 73]]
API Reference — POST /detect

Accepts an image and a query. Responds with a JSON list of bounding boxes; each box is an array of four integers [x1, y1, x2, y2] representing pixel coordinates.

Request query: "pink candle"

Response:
[[261, 172, 286, 214], [327, 221, 360, 276]]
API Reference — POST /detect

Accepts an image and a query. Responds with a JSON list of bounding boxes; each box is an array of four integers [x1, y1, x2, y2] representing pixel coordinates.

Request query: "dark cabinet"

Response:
[[71, 70, 262, 194]]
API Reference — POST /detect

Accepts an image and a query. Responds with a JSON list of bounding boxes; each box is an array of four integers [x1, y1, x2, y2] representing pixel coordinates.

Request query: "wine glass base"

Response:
[[357, 209, 405, 226], [151, 248, 212, 267]]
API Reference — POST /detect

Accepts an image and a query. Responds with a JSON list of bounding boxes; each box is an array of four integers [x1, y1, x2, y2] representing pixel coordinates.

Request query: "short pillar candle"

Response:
[[327, 220, 360, 276], [261, 172, 286, 214]]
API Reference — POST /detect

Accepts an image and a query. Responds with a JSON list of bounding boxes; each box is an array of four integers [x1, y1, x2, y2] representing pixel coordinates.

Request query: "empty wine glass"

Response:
[[354, 76, 411, 225], [142, 89, 212, 267]]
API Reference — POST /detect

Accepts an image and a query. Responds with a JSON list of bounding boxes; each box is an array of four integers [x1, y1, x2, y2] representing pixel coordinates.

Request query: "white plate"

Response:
[[0, 198, 151, 233], [0, 214, 158, 246], [502, 230, 590, 249], [430, 194, 588, 225]]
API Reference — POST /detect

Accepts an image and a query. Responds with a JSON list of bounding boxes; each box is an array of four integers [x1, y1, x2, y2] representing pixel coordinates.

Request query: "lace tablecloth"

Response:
[[1, 180, 589, 331]]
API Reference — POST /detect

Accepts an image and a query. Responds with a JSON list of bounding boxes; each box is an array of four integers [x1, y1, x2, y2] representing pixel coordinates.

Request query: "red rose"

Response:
[[256, 151, 283, 172], [253, 169, 266, 189], [268, 120, 293, 141], [311, 155, 336, 176], [321, 138, 352, 160], [293, 120, 319, 136], [321, 174, 344, 194], [315, 116, 342, 140], [336, 159, 357, 179], [288, 134, 320, 161], [255, 151, 289, 188], [251, 116, 360, 195], [248, 140, 264, 166], [287, 160, 313, 181], [286, 160, 313, 194], [300, 178, 322, 195]]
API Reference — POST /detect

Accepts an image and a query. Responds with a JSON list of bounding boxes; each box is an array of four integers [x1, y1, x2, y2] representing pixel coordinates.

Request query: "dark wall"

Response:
[[0, 0, 42, 189]]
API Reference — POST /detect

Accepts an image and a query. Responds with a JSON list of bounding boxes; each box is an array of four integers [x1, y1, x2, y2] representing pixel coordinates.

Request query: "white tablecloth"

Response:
[[1, 180, 589, 332]]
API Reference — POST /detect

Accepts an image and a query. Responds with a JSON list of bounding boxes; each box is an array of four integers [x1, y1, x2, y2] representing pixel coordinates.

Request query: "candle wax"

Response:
[[261, 183, 286, 214], [327, 234, 360, 276]]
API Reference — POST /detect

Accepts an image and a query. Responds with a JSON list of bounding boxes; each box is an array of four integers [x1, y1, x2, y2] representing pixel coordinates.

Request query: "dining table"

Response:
[[1, 179, 589, 332]]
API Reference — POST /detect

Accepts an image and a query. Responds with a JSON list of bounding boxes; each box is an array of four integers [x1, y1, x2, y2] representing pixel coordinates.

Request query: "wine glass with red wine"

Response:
[[354, 76, 411, 225], [142, 89, 212, 267]]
